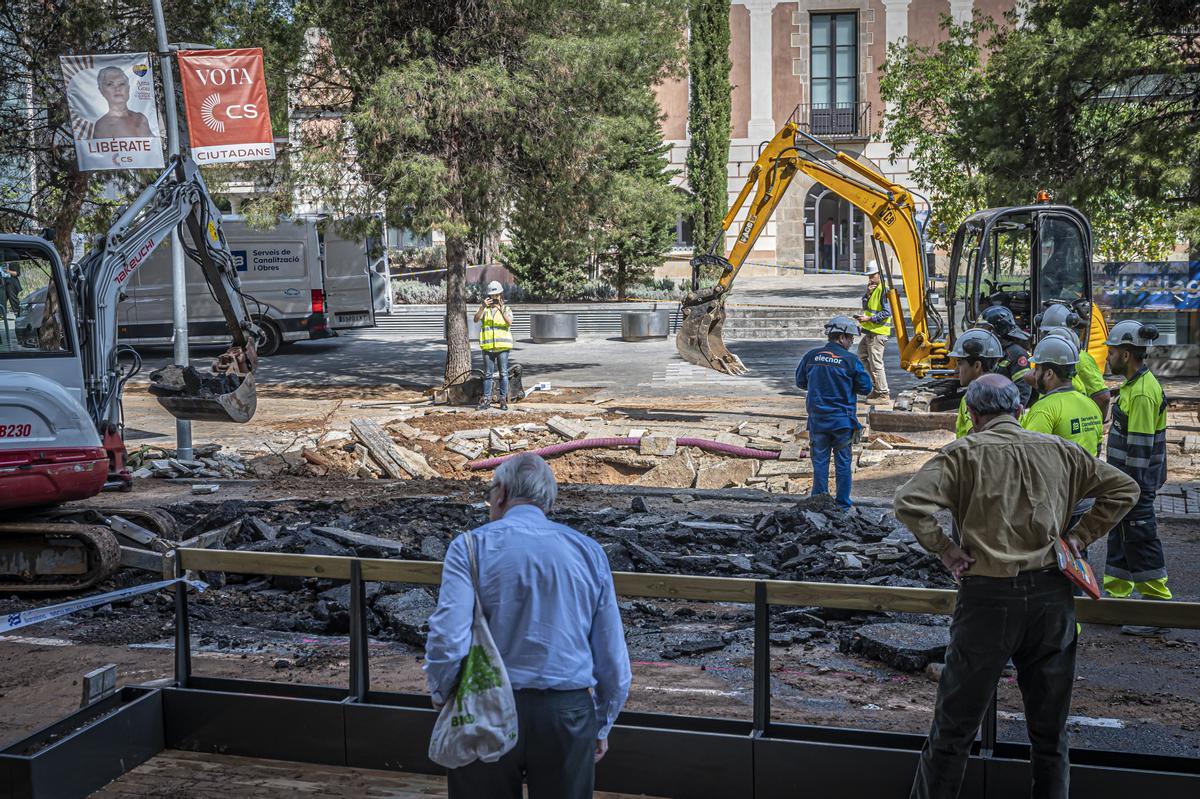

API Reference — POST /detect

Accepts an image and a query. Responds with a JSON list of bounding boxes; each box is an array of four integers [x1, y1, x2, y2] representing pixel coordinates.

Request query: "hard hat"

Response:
[[948, 328, 1003, 360], [1041, 325, 1080, 349], [1104, 319, 1160, 348], [980, 305, 1030, 341], [486, 280, 504, 296], [1035, 302, 1084, 331], [864, 261, 879, 276], [1032, 334, 1079, 366], [824, 315, 860, 337]]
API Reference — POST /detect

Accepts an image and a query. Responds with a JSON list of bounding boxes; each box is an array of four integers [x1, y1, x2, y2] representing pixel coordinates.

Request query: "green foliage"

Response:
[[881, 3, 1199, 260], [685, 0, 732, 256]]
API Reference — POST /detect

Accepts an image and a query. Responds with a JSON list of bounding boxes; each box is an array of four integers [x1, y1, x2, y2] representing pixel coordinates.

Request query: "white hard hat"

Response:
[[1105, 319, 1160, 348], [824, 315, 860, 337], [864, 261, 880, 276], [486, 280, 504, 295], [1041, 325, 1080, 349], [1032, 334, 1080, 366], [948, 328, 1003, 360]]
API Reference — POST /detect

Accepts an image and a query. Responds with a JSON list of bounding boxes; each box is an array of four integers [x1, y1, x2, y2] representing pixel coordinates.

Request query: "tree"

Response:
[[881, 3, 1200, 260], [311, 1, 685, 385], [685, 0, 731, 266], [593, 92, 680, 299]]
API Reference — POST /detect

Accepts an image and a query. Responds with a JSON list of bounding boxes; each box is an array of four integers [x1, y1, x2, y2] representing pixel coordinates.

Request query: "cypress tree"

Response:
[[685, 0, 732, 270]]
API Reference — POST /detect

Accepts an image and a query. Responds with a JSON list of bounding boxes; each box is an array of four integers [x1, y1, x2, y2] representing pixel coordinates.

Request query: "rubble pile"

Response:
[[149, 494, 950, 669]]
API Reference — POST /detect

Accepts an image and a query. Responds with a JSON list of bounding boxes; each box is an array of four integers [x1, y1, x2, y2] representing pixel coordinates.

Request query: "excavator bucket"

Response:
[[676, 288, 748, 376], [148, 347, 257, 423]]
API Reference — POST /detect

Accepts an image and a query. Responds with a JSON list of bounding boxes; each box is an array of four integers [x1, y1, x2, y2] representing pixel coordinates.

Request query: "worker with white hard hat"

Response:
[[854, 261, 892, 404], [1102, 320, 1172, 632], [795, 315, 873, 508], [473, 280, 514, 410]]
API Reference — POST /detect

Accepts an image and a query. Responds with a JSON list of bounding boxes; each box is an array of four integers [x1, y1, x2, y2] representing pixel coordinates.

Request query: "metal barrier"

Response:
[[5, 548, 1198, 798]]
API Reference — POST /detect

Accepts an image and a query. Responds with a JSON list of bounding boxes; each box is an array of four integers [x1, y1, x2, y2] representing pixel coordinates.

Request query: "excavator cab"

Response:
[[948, 202, 1108, 367]]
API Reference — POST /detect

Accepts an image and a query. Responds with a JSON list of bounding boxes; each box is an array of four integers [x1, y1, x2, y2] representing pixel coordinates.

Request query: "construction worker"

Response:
[[474, 280, 513, 411], [949, 328, 1003, 439], [1104, 320, 1172, 635], [895, 374, 1138, 799], [1035, 302, 1110, 417], [854, 261, 891, 404], [980, 305, 1033, 407], [1021, 336, 1103, 457], [795, 315, 873, 508]]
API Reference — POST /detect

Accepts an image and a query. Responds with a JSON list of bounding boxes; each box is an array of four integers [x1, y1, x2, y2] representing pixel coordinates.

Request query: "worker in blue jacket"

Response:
[[795, 315, 874, 508]]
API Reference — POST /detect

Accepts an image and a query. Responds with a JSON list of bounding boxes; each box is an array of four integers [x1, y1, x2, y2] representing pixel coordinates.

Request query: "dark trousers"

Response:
[[448, 688, 597, 799], [1105, 491, 1167, 585], [911, 568, 1077, 799]]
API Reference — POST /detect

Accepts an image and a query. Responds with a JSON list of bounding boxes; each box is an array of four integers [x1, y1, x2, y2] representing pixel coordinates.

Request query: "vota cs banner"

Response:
[[178, 47, 274, 164], [59, 53, 165, 171]]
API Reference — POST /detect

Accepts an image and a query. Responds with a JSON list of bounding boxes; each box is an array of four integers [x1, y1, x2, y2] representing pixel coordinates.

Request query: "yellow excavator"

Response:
[[676, 116, 1109, 392]]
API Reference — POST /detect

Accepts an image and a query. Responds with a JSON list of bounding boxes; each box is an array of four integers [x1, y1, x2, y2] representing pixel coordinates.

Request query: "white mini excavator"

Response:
[[0, 154, 260, 592]]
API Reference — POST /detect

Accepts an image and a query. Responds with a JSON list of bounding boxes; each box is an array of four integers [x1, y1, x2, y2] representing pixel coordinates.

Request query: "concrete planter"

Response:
[[530, 312, 578, 343], [621, 310, 671, 341]]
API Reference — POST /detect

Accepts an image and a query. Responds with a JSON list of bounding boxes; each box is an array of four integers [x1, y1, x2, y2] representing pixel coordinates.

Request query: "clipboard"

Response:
[[1054, 537, 1101, 599]]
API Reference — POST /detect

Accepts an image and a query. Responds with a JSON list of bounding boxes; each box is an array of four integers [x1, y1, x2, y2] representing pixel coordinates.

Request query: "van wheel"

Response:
[[254, 318, 282, 357]]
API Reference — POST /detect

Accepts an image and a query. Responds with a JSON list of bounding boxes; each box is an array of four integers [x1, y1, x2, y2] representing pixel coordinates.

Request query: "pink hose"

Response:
[[467, 436, 793, 470]]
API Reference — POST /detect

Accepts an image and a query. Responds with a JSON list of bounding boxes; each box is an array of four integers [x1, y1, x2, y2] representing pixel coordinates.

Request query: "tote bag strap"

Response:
[[464, 531, 483, 605]]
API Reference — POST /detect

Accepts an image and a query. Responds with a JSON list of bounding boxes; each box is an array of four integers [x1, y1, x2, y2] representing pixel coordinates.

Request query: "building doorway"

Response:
[[804, 184, 866, 273]]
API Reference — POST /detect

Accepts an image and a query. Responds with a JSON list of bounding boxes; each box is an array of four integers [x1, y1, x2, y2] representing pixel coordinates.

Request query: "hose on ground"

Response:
[[467, 436, 799, 471]]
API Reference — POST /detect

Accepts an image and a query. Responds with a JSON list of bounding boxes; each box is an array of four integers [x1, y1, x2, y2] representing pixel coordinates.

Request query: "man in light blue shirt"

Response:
[[425, 452, 631, 799]]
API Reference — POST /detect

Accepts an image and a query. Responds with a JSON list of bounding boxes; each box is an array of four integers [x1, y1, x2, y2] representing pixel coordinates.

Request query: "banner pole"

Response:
[[150, 0, 192, 460]]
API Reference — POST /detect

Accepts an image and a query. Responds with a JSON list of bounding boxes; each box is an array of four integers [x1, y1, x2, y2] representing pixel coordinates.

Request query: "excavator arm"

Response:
[[75, 153, 260, 431], [677, 121, 949, 376]]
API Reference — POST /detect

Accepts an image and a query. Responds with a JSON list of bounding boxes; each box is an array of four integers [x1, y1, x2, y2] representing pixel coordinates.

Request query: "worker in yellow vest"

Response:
[[854, 261, 892, 404], [1034, 302, 1110, 417], [474, 280, 514, 410]]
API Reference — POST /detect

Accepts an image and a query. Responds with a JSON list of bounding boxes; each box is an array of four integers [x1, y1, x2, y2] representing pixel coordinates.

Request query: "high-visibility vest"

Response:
[[479, 306, 513, 352], [861, 284, 892, 336], [1020, 386, 1104, 457]]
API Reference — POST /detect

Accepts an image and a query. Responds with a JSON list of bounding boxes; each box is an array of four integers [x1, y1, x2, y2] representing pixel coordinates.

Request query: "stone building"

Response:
[[657, 0, 1018, 273]]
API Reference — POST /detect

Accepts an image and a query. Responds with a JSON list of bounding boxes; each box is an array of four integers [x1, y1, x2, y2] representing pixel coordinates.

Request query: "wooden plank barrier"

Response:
[[173, 548, 1200, 630]]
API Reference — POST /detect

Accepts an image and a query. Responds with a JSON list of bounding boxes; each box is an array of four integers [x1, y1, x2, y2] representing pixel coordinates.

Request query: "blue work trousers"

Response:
[[809, 428, 854, 508], [482, 349, 510, 400]]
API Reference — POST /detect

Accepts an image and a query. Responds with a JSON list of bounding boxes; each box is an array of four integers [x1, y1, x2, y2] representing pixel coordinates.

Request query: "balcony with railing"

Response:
[[791, 101, 872, 140]]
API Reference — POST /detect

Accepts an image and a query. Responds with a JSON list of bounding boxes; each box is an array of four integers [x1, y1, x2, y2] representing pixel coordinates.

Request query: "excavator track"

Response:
[[0, 522, 121, 594]]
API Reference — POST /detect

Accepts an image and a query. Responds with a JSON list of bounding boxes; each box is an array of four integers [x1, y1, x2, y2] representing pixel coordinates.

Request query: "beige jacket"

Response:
[[894, 416, 1139, 577]]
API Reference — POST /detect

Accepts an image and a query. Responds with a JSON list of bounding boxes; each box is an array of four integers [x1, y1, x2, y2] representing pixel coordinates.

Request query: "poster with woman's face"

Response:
[[59, 53, 164, 171]]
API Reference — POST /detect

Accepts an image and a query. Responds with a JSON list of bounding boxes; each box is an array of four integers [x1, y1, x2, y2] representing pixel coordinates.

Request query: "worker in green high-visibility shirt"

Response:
[[1103, 320, 1172, 636], [1034, 302, 1110, 417], [854, 261, 892, 405], [948, 328, 1004, 439]]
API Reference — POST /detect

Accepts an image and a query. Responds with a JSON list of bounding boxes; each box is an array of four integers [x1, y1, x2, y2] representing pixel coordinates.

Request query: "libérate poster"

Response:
[[59, 53, 165, 171]]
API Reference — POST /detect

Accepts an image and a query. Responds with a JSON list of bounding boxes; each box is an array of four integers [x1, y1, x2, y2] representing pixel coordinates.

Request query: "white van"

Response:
[[118, 216, 381, 355]]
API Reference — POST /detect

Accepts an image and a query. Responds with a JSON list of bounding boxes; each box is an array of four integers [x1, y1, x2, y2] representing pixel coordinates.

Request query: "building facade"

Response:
[[657, 0, 1017, 272]]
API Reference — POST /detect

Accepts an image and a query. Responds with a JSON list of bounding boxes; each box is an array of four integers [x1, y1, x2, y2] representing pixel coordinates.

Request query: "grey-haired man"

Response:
[[895, 374, 1137, 799], [425, 453, 631, 798]]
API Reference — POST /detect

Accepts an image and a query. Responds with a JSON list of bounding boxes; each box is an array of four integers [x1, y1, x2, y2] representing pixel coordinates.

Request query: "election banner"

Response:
[[178, 47, 274, 165], [59, 53, 165, 171]]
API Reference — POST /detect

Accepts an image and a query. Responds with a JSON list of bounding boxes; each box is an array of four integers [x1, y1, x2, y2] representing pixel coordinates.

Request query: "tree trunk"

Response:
[[444, 232, 472, 387], [49, 166, 89, 265]]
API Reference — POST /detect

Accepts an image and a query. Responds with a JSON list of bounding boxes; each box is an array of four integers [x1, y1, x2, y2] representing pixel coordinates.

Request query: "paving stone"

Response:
[[639, 435, 678, 457], [632, 451, 696, 488], [842, 623, 951, 672], [694, 458, 758, 489]]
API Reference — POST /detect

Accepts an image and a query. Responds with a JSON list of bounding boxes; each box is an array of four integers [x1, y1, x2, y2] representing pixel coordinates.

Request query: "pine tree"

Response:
[[313, 1, 686, 383], [685, 0, 732, 270]]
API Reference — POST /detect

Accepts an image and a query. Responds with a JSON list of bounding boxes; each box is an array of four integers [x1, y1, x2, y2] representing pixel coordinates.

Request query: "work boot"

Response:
[[499, 396, 508, 411], [476, 398, 491, 411], [866, 392, 891, 405]]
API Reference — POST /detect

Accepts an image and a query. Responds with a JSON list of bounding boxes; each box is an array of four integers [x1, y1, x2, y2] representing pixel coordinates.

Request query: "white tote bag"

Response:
[[428, 532, 519, 768]]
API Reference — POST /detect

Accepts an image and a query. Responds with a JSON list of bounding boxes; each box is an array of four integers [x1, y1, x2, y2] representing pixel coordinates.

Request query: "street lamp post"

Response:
[[149, 0, 190, 459]]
